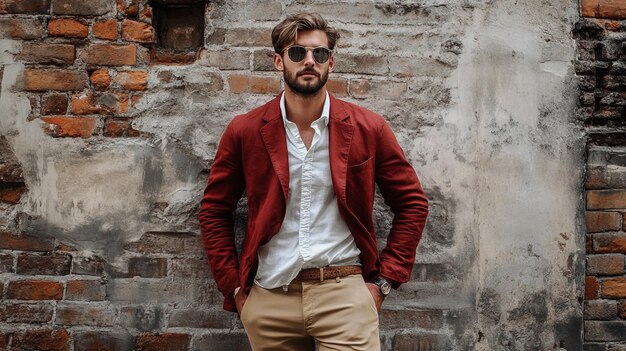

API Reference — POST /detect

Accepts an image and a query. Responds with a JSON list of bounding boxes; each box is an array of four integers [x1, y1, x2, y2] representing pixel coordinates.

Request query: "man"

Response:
[[199, 12, 429, 351]]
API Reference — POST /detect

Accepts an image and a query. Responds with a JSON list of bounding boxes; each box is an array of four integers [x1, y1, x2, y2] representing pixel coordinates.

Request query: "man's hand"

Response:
[[365, 282, 384, 312], [234, 288, 248, 315]]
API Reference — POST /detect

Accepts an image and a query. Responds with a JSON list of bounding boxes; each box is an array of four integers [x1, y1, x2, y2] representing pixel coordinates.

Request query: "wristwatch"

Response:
[[372, 277, 391, 297]]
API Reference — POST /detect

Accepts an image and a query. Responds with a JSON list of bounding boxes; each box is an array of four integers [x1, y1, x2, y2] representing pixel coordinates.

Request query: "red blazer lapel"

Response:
[[260, 97, 289, 203], [328, 94, 353, 204]]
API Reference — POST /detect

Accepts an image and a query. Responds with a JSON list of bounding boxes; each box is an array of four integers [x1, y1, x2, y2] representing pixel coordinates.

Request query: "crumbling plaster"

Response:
[[0, 0, 585, 349]]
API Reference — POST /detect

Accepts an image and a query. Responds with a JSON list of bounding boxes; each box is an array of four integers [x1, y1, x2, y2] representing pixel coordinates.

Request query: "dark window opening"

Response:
[[150, 0, 207, 51]]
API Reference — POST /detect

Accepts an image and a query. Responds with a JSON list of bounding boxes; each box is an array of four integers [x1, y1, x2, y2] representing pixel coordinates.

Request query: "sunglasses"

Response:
[[284, 45, 333, 64]]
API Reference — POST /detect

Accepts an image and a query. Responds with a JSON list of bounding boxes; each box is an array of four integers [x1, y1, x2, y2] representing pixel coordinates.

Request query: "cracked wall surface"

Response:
[[0, 0, 584, 349]]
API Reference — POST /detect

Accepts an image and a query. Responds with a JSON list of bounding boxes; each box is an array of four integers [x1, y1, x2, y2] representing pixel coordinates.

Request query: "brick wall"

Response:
[[0, 0, 467, 349], [0, 0, 585, 349], [578, 0, 626, 350]]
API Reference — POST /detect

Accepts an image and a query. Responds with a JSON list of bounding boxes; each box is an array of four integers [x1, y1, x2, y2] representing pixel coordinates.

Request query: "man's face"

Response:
[[274, 29, 335, 96]]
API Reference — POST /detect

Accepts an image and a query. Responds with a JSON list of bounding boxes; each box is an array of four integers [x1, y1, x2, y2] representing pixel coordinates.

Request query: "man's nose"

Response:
[[303, 49, 316, 66]]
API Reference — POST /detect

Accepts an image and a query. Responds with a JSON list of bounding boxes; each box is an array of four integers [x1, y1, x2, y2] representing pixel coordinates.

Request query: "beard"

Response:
[[284, 67, 328, 95]]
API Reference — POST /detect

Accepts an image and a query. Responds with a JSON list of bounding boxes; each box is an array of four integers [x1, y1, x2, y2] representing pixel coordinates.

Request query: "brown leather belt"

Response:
[[295, 265, 362, 282]]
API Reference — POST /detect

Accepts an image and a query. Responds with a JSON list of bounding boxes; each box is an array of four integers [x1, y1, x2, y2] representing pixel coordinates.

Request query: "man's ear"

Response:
[[328, 54, 335, 72], [273, 53, 284, 71]]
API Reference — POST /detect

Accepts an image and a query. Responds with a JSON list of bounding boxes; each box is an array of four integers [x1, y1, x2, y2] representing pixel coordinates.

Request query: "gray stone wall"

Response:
[[0, 0, 584, 349]]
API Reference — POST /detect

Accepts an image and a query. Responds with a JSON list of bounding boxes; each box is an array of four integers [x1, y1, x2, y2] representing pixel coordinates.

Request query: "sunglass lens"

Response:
[[313, 48, 330, 63], [288, 46, 307, 62]]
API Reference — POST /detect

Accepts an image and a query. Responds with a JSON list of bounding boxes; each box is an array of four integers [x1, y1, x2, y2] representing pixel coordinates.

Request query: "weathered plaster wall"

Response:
[[0, 0, 584, 349]]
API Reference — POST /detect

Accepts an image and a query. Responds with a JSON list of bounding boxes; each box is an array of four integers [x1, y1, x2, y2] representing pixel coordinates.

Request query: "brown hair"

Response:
[[271, 13, 340, 54]]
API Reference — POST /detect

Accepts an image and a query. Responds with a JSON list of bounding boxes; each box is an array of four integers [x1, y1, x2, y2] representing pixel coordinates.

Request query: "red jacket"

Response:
[[199, 93, 429, 312]]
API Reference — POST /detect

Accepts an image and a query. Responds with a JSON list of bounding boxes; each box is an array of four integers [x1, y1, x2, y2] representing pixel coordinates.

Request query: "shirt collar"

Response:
[[280, 91, 330, 127]]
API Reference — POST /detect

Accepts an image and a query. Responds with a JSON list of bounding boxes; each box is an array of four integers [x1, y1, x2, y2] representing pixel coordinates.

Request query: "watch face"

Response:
[[381, 282, 391, 295]]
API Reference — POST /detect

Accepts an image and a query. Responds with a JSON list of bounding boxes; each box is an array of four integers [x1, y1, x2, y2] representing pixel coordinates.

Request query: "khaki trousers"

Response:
[[240, 274, 380, 351]]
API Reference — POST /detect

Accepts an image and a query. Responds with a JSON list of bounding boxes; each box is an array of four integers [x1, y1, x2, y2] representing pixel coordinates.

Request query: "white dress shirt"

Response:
[[253, 92, 361, 289]]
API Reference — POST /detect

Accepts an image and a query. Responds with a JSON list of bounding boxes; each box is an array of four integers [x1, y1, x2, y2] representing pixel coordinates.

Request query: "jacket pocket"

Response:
[[347, 157, 372, 172]]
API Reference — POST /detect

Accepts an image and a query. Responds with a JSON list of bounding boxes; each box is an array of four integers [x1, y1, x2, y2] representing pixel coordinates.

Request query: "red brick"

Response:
[[0, 17, 44, 40], [0, 173, 22, 190], [65, 279, 106, 301], [0, 136, 24, 182], [115, 70, 148, 90], [588, 190, 626, 210], [41, 117, 98, 138], [18, 43, 74, 65], [350, 79, 406, 99], [0, 0, 50, 14], [0, 185, 26, 204], [0, 231, 55, 251], [139, 4, 151, 21], [149, 49, 196, 65], [93, 19, 118, 40], [206, 28, 225, 45], [41, 93, 68, 115], [116, 0, 139, 17], [587, 254, 625, 275], [0, 302, 54, 323], [119, 305, 164, 330], [605, 20, 622, 30], [587, 235, 594, 253], [603, 277, 626, 298], [71, 93, 128, 115], [90, 69, 111, 90], [0, 253, 13, 273], [7, 280, 63, 300], [71, 255, 105, 276], [587, 211, 622, 233], [334, 53, 388, 75], [327, 78, 348, 97], [16, 253, 71, 275], [599, 0, 626, 19], [0, 332, 8, 348], [13, 329, 70, 350], [595, 233, 626, 253], [74, 331, 134, 351], [350, 79, 369, 96], [224, 28, 272, 47], [582, 0, 601, 17], [128, 257, 167, 278], [24, 68, 86, 91], [204, 48, 250, 70], [193, 332, 251, 351], [122, 19, 155, 43], [587, 276, 600, 300], [228, 74, 280, 94], [104, 117, 140, 138], [84, 44, 137, 66], [228, 74, 249, 94], [56, 304, 114, 326], [619, 300, 626, 319], [585, 166, 626, 190], [584, 299, 618, 320], [130, 4, 142, 18], [135, 333, 191, 351], [48, 18, 88, 38], [624, 213, 626, 231], [251, 76, 280, 94], [55, 243, 77, 252], [131, 93, 143, 107]]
